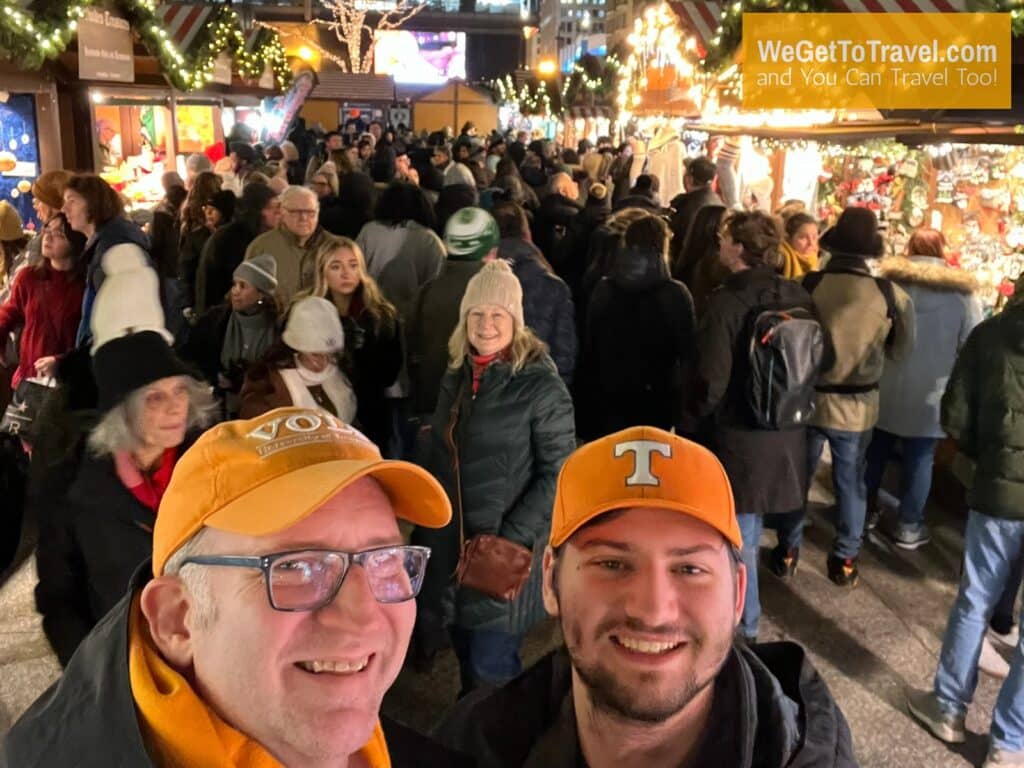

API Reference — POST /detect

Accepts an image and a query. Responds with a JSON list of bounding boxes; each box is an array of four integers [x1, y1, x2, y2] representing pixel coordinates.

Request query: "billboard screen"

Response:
[[374, 30, 467, 84]]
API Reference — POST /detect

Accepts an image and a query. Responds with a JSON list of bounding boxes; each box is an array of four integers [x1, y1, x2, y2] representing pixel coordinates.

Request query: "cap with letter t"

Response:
[[550, 426, 740, 548]]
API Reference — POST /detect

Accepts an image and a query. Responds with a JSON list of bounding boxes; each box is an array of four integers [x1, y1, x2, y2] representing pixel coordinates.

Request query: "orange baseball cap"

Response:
[[153, 407, 452, 576], [550, 426, 740, 548]]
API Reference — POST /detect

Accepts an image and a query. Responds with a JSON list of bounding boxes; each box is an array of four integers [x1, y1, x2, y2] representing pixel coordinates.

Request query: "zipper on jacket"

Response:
[[445, 386, 467, 577]]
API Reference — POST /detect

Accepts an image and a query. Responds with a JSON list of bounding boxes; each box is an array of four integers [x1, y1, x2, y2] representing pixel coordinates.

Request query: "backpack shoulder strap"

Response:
[[874, 276, 897, 320]]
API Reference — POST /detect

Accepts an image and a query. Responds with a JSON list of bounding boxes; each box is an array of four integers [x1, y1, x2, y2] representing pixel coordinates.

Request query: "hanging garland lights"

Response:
[[0, 0, 291, 91], [493, 74, 552, 116], [616, 2, 703, 124]]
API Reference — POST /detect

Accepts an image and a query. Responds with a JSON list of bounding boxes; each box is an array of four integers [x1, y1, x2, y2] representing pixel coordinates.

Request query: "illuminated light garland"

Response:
[[0, 0, 291, 91], [615, 2, 703, 125]]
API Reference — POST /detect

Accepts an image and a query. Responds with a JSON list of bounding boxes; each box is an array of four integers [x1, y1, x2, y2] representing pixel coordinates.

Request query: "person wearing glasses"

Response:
[[6, 407, 467, 767], [244, 185, 329, 304]]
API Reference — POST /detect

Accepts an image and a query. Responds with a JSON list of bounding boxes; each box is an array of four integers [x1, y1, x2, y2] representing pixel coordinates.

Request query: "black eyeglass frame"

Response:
[[180, 545, 431, 612]]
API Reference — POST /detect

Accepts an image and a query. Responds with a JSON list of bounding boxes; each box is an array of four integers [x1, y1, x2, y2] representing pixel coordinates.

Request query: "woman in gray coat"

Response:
[[866, 228, 982, 549], [414, 259, 575, 696]]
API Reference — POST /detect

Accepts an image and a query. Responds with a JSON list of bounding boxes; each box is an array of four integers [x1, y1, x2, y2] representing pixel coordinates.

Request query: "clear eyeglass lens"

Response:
[[268, 548, 428, 609]]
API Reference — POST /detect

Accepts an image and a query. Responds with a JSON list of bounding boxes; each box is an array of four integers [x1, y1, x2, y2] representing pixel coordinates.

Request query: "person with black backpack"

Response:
[[778, 207, 915, 588], [689, 210, 823, 642]]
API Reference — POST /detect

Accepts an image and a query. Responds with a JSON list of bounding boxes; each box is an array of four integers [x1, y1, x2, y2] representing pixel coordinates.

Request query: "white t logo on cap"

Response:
[[615, 440, 671, 487]]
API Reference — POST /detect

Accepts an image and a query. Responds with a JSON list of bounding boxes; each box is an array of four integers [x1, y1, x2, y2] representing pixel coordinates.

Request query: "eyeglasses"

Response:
[[284, 208, 318, 219], [181, 545, 431, 612]]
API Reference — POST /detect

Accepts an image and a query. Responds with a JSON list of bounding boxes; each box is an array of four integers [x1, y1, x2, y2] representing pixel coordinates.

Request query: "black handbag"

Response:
[[1, 377, 55, 442]]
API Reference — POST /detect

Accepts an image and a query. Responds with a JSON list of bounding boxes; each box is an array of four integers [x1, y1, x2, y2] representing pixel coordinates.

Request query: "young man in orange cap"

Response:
[[438, 425, 855, 767], [4, 407, 469, 767]]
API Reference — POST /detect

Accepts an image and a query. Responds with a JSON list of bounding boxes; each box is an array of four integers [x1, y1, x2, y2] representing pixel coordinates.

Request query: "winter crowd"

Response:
[[0, 117, 1020, 768]]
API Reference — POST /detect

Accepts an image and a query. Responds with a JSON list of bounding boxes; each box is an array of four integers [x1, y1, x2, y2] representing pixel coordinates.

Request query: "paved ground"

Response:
[[0, 459, 1012, 766]]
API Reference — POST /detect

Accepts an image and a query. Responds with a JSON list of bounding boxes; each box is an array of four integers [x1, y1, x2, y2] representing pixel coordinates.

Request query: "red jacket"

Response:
[[0, 264, 85, 388]]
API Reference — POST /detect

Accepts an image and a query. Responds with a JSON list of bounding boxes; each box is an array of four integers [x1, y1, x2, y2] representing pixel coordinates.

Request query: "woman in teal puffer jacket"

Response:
[[414, 255, 575, 697]]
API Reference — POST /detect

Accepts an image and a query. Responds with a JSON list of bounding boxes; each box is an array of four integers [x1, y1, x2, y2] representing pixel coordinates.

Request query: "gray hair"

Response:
[[87, 376, 216, 457], [163, 528, 217, 629], [281, 185, 319, 212], [185, 153, 213, 174]]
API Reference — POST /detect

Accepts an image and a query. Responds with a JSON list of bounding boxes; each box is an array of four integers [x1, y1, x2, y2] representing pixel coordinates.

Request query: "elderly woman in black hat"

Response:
[[34, 246, 215, 665]]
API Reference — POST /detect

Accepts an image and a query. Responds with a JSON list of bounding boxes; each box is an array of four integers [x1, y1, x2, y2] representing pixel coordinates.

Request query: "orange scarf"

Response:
[[128, 596, 391, 767]]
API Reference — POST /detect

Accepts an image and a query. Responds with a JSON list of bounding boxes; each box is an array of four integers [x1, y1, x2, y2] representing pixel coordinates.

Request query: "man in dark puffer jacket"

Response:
[[491, 201, 577, 386], [437, 426, 856, 768]]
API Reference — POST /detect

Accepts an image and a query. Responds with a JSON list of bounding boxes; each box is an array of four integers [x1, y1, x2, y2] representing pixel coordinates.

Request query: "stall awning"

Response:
[[310, 73, 397, 103], [157, 4, 215, 52]]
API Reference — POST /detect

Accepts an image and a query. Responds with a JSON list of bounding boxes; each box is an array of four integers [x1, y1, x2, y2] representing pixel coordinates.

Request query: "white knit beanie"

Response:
[[90, 243, 172, 355], [282, 296, 345, 354], [459, 260, 524, 329]]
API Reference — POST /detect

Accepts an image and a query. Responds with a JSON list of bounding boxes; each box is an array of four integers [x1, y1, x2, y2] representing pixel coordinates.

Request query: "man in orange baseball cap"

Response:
[[4, 408, 470, 767], [438, 426, 854, 767]]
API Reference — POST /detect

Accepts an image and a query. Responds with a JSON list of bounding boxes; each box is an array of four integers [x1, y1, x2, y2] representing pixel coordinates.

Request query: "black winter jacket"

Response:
[[321, 172, 376, 239], [436, 644, 856, 768], [33, 437, 195, 666], [580, 245, 696, 439], [498, 237, 577, 385], [669, 185, 723, 263], [177, 225, 212, 309], [4, 567, 473, 767], [194, 218, 260, 314], [407, 258, 483, 416], [531, 193, 581, 268], [691, 266, 815, 515], [341, 304, 403, 455], [414, 354, 575, 635]]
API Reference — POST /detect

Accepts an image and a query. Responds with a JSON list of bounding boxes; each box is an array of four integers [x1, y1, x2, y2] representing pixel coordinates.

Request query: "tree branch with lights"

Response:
[[301, 0, 426, 74]]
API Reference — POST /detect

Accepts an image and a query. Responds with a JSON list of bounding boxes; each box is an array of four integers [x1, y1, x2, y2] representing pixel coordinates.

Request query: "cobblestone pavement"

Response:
[[0, 465, 1010, 766]]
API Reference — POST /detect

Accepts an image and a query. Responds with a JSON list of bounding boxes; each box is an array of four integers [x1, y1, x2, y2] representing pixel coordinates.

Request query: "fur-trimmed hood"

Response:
[[877, 255, 978, 295]]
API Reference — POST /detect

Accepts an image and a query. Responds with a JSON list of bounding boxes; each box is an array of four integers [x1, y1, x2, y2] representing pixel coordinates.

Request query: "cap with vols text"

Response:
[[153, 407, 452, 576], [550, 426, 740, 548]]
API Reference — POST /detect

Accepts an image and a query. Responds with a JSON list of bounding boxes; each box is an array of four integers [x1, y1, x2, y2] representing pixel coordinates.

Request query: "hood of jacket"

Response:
[[877, 255, 978, 295], [498, 236, 549, 271], [88, 216, 149, 260], [1000, 302, 1024, 354], [436, 642, 853, 768], [609, 244, 671, 292]]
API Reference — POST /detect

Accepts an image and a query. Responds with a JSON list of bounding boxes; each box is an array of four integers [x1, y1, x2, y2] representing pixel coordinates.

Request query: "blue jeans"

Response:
[[934, 510, 1024, 751], [738, 513, 763, 638], [450, 627, 523, 695], [864, 429, 939, 526], [799, 426, 871, 559]]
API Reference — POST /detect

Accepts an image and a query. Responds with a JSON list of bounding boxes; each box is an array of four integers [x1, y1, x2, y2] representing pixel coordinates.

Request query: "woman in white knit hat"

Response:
[[413, 257, 576, 696], [238, 295, 356, 422], [35, 244, 216, 666], [179, 252, 281, 417]]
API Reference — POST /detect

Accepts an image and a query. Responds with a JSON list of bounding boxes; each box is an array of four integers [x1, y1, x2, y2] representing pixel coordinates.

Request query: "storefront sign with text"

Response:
[[78, 7, 134, 83]]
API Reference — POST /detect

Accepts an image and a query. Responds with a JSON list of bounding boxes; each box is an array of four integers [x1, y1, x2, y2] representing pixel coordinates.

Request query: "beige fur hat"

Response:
[[459, 259, 524, 329]]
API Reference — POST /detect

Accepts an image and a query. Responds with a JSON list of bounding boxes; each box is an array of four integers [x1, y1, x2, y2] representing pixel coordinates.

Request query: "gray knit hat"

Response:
[[459, 259, 524, 329], [234, 253, 278, 294]]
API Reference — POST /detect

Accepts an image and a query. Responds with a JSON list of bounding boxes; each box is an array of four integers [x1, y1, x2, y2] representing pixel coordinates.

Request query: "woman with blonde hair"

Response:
[[413, 259, 575, 695], [306, 234, 402, 452]]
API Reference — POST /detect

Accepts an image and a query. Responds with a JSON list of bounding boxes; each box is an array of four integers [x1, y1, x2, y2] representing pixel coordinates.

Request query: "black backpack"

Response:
[[745, 303, 826, 430]]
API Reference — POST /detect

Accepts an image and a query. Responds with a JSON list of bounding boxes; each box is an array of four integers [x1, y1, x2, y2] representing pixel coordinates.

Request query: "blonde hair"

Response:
[[447, 321, 548, 373], [309, 235, 397, 332]]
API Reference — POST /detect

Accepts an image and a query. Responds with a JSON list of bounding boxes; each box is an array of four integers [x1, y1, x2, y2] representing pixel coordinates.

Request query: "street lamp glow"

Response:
[[538, 59, 557, 76], [297, 45, 314, 61]]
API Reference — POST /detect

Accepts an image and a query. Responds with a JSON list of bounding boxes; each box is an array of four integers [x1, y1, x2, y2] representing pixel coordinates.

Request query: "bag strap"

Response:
[[445, 373, 470, 554]]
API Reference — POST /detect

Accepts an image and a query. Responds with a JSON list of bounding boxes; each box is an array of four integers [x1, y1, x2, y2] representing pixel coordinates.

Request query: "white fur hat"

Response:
[[90, 243, 172, 355], [282, 296, 345, 354]]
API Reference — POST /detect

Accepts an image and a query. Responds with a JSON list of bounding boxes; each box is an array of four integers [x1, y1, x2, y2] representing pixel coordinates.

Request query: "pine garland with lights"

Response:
[[0, 0, 291, 91], [493, 74, 554, 116]]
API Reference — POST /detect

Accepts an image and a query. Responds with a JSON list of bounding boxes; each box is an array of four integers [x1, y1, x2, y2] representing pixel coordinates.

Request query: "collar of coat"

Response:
[[876, 255, 978, 295]]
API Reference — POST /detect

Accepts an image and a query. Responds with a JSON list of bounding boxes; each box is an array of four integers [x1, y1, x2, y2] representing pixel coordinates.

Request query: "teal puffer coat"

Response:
[[414, 352, 575, 634]]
